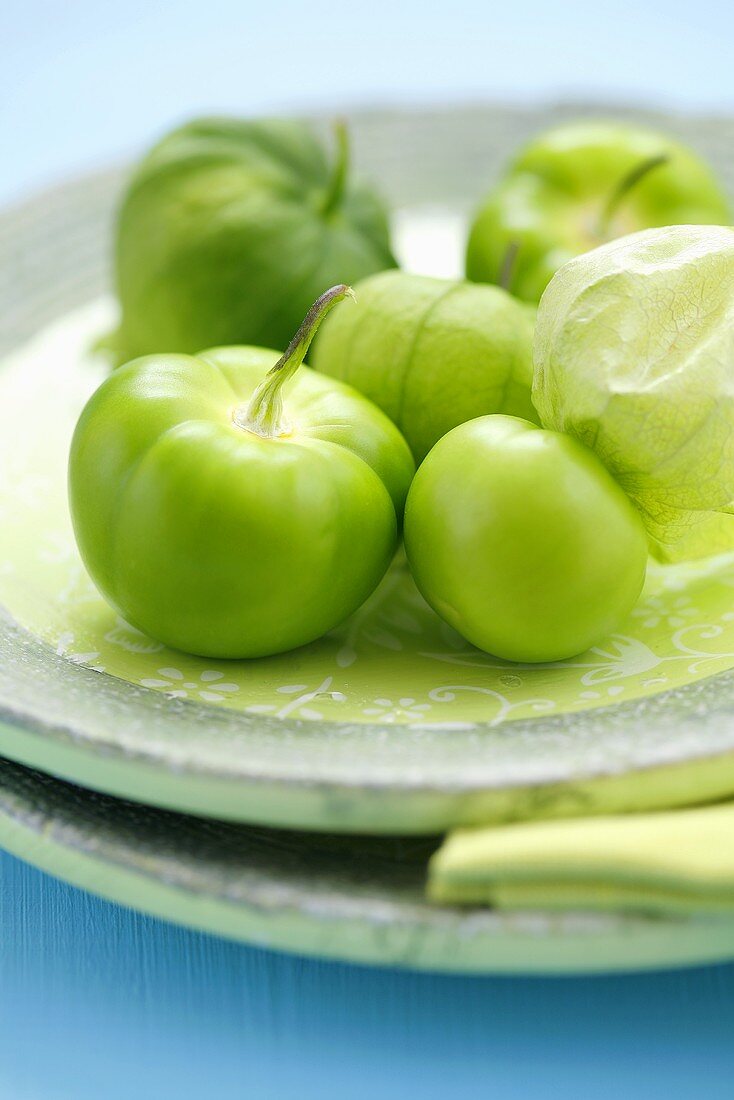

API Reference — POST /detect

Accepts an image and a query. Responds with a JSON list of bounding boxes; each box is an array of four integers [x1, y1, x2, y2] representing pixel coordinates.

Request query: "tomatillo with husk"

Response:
[[108, 117, 396, 363], [534, 224, 734, 562], [466, 120, 730, 303], [311, 269, 538, 463], [404, 415, 648, 663], [69, 286, 415, 659]]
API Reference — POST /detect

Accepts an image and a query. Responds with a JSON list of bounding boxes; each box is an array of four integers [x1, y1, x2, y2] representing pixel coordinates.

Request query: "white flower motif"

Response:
[[140, 667, 240, 703], [579, 685, 626, 700], [104, 617, 164, 654], [55, 631, 105, 673], [361, 697, 433, 723], [565, 636, 662, 685], [632, 595, 698, 630], [245, 676, 344, 720]]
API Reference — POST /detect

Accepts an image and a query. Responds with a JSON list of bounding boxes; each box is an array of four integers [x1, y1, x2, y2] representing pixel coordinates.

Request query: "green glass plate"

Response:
[[2, 754, 734, 973], [2, 105, 734, 835]]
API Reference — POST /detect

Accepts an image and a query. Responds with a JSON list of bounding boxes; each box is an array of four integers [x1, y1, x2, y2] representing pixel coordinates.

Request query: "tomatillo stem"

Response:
[[596, 152, 670, 239], [499, 239, 520, 291], [321, 120, 350, 217], [239, 284, 356, 437]]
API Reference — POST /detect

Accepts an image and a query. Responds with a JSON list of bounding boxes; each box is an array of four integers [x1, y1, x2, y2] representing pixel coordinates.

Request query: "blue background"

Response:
[[3, 0, 734, 204], [2, 850, 734, 1100], [3, 2, 734, 1096]]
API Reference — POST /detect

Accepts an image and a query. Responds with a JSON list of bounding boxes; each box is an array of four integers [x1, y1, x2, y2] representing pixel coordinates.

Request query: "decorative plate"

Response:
[[2, 105, 734, 835]]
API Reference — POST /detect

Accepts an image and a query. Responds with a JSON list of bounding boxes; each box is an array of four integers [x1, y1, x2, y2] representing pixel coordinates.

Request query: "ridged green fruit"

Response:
[[70, 287, 414, 659]]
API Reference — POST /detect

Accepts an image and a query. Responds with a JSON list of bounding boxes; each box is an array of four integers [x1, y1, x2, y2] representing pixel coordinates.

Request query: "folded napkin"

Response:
[[429, 802, 734, 915]]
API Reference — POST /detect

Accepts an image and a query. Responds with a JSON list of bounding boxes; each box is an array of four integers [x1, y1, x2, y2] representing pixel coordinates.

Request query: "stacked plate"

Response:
[[2, 105, 734, 972]]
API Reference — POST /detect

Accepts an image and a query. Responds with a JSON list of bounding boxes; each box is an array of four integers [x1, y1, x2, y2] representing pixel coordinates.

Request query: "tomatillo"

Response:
[[108, 117, 396, 363], [466, 120, 730, 303], [533, 224, 734, 562], [404, 416, 647, 663], [69, 286, 415, 659], [312, 269, 538, 463]]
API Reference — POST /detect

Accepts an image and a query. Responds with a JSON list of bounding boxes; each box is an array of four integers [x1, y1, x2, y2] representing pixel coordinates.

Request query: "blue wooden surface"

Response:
[[1, 849, 734, 1099], [5, 3, 734, 1096]]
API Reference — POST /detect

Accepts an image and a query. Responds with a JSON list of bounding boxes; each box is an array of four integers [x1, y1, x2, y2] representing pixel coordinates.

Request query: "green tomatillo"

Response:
[[108, 117, 396, 364], [69, 286, 415, 659], [466, 120, 730, 303], [534, 224, 734, 562], [404, 416, 648, 663], [311, 269, 538, 462]]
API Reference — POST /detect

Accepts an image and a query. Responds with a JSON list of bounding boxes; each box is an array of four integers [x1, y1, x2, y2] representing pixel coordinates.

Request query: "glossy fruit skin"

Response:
[[111, 118, 396, 363], [311, 270, 538, 462], [404, 416, 648, 663], [466, 121, 731, 303], [69, 349, 414, 659]]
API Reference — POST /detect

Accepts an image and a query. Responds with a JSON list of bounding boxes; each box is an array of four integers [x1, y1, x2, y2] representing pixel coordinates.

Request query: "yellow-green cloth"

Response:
[[428, 802, 734, 914]]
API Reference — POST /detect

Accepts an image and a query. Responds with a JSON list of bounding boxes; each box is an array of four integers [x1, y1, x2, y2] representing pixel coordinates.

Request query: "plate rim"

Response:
[[5, 145, 734, 834], [5, 606, 734, 832]]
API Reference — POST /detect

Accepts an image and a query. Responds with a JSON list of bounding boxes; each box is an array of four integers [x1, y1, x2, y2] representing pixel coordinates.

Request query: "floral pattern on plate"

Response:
[[2, 302, 734, 727]]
